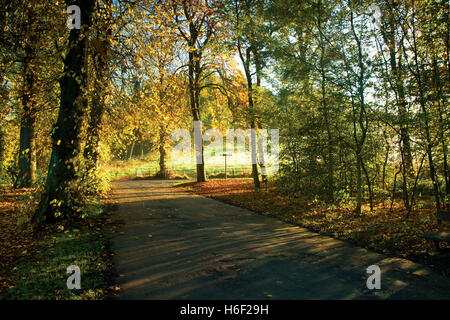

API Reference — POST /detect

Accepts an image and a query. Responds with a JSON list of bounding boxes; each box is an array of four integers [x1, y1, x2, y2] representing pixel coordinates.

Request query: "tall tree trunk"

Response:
[[234, 1, 261, 191], [378, 3, 414, 210], [17, 110, 36, 188], [321, 79, 334, 201], [318, 1, 333, 201], [381, 129, 390, 191], [194, 71, 206, 182], [243, 47, 260, 191], [399, 138, 411, 210], [432, 55, 449, 210], [0, 125, 5, 174], [254, 47, 268, 179], [16, 37, 36, 188], [187, 20, 206, 182], [356, 151, 362, 214], [84, 31, 110, 170], [361, 159, 374, 211], [381, 4, 414, 177], [129, 141, 135, 161], [350, 8, 372, 211], [406, 5, 441, 213], [158, 125, 169, 179], [84, 0, 112, 171], [351, 94, 364, 215], [0, 75, 5, 176], [33, 0, 96, 224]]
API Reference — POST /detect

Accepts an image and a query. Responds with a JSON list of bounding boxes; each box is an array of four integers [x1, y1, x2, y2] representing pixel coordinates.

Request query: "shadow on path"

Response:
[[109, 180, 450, 299]]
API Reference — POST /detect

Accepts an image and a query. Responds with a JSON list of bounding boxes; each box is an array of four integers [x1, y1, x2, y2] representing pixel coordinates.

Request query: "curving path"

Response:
[[109, 180, 450, 299]]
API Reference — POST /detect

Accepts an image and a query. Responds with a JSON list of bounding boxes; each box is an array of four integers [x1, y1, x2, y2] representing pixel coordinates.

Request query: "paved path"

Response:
[[109, 180, 450, 299]]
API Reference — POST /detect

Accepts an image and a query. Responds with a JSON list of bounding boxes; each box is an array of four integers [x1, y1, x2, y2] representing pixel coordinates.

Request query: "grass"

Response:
[[3, 229, 112, 300], [0, 186, 117, 300]]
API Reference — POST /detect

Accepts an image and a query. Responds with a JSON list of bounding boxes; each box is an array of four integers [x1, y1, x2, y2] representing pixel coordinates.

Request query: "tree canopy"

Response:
[[0, 0, 448, 225]]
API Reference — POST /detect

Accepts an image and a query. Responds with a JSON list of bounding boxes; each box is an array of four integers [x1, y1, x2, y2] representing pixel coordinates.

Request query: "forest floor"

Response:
[[0, 185, 118, 299], [108, 179, 450, 299], [176, 179, 450, 277], [2, 179, 449, 299]]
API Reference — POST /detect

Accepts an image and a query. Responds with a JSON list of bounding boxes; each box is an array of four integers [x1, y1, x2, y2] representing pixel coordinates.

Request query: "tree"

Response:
[[339, 1, 375, 213], [1, 1, 65, 188], [170, 0, 221, 182], [33, 0, 97, 224], [83, 0, 114, 171], [226, 0, 267, 191], [398, 0, 443, 213]]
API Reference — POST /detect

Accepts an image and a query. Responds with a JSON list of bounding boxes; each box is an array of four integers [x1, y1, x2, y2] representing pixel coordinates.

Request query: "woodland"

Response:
[[0, 0, 448, 299]]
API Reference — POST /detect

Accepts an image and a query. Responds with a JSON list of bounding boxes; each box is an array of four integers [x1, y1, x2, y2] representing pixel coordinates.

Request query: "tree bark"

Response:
[[129, 141, 135, 161], [16, 30, 37, 188], [350, 8, 372, 211], [84, 32, 110, 170], [158, 125, 169, 179], [83, 0, 112, 171], [0, 125, 5, 174], [381, 4, 414, 177], [356, 152, 362, 214], [432, 55, 449, 210], [244, 47, 260, 191], [186, 14, 206, 182], [33, 0, 96, 224], [318, 0, 333, 201], [406, 6, 441, 213]]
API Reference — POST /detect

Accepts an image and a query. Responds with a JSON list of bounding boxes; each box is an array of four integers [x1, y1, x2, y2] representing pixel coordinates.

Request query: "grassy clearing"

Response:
[[0, 186, 117, 300], [102, 157, 254, 181], [177, 179, 450, 276]]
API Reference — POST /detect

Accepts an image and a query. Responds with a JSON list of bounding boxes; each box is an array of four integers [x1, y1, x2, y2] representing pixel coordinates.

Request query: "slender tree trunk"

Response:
[[16, 41, 36, 188], [382, 151, 390, 194], [254, 47, 267, 179], [0, 125, 5, 174], [355, 150, 362, 214], [351, 97, 365, 216], [158, 125, 169, 179], [233, 1, 260, 191], [396, 70, 414, 178], [244, 48, 260, 191], [419, 94, 441, 213], [322, 80, 334, 201], [350, 9, 372, 211], [84, 28, 111, 170], [381, 6, 414, 177], [432, 56, 449, 210], [129, 141, 135, 161], [187, 21, 206, 182], [318, 1, 333, 201], [378, 5, 414, 211], [399, 139, 411, 211], [84, 87, 104, 169], [361, 158, 374, 211], [407, 152, 427, 219], [194, 75, 206, 182], [17, 113, 36, 188], [0, 73, 5, 174], [390, 164, 402, 212], [407, 6, 441, 213]]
